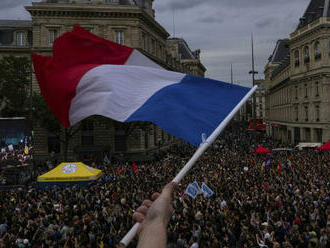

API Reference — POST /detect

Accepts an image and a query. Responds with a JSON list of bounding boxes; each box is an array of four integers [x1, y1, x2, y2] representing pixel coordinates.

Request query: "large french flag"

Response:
[[32, 25, 250, 146]]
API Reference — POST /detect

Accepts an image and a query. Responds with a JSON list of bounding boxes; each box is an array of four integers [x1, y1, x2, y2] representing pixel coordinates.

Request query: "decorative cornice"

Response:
[[25, 4, 169, 38], [291, 17, 330, 41]]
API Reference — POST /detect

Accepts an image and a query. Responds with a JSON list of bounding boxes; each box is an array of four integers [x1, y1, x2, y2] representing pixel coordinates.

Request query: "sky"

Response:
[[0, 0, 311, 87]]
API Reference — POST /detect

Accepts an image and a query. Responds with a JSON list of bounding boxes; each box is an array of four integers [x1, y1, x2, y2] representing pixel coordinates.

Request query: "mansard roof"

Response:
[[168, 38, 197, 60], [297, 0, 330, 29], [0, 20, 32, 29], [43, 0, 137, 5], [268, 39, 290, 63]]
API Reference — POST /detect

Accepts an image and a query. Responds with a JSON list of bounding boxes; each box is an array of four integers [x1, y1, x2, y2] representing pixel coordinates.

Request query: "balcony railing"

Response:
[[0, 43, 32, 48]]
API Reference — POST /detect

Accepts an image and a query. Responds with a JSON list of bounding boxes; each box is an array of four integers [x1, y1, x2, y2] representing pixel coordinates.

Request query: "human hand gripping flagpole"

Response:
[[119, 85, 258, 246]]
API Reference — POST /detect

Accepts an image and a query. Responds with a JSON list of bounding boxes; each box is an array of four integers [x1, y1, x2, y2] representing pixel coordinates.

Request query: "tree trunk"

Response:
[[63, 128, 70, 161]]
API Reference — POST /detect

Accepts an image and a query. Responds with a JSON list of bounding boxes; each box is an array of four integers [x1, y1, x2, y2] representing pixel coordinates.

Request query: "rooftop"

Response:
[[0, 20, 32, 29], [268, 39, 290, 63], [168, 38, 197, 60], [297, 0, 330, 29]]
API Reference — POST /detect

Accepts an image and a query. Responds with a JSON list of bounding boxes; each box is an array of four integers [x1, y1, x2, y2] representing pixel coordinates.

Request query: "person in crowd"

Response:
[[0, 127, 328, 248]]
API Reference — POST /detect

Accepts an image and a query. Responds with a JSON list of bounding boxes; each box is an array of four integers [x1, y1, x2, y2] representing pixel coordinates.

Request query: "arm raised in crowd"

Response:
[[133, 182, 177, 248]]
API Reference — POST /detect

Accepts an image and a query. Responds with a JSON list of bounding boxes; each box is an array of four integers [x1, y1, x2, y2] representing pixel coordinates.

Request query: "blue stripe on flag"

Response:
[[126, 74, 250, 146]]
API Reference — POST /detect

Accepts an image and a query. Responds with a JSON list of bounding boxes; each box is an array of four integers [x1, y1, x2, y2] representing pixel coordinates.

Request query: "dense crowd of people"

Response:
[[0, 128, 329, 247], [0, 136, 33, 185]]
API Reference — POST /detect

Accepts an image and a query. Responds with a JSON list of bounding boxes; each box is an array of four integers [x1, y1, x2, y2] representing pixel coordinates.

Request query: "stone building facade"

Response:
[[264, 0, 330, 144], [0, 0, 206, 161], [255, 79, 266, 119], [0, 20, 32, 58]]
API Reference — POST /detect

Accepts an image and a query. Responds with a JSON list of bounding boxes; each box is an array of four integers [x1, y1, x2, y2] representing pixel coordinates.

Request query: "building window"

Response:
[[295, 86, 298, 100], [304, 84, 308, 98], [315, 105, 320, 122], [315, 128, 322, 142], [328, 40, 330, 57], [16, 32, 25, 46], [115, 30, 124, 45], [294, 106, 298, 121], [49, 29, 58, 44], [48, 136, 60, 153], [151, 39, 155, 55], [159, 44, 162, 58], [304, 46, 310, 63], [294, 50, 300, 67], [314, 41, 321, 61], [81, 119, 94, 146], [315, 82, 319, 96], [304, 106, 308, 121], [142, 33, 146, 50]]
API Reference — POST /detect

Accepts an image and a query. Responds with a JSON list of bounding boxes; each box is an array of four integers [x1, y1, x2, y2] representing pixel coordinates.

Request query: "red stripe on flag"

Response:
[[32, 25, 133, 127]]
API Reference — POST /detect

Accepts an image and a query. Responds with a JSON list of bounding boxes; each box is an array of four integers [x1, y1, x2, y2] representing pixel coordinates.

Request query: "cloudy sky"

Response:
[[0, 0, 311, 86]]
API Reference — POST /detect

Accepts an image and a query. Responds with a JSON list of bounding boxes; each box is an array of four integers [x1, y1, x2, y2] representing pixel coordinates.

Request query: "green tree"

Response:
[[0, 56, 31, 117], [33, 93, 81, 161]]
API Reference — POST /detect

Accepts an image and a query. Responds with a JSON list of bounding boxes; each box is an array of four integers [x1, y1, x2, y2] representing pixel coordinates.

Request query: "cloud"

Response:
[[0, 0, 35, 9], [255, 17, 277, 29], [199, 16, 224, 24], [156, 0, 218, 12], [0, 0, 312, 85]]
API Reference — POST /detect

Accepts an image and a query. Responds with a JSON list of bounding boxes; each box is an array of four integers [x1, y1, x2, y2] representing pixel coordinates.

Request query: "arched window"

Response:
[[304, 106, 309, 121], [304, 46, 310, 63], [315, 105, 320, 121], [16, 31, 25, 46], [314, 41, 321, 61], [294, 50, 300, 67]]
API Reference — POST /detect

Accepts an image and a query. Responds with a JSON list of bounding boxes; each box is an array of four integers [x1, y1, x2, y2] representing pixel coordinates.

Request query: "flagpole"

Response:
[[120, 85, 258, 247]]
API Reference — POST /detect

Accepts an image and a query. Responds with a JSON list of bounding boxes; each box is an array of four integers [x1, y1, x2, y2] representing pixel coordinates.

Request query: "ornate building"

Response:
[[0, 20, 32, 57], [264, 0, 330, 144], [0, 0, 206, 161], [255, 79, 266, 119]]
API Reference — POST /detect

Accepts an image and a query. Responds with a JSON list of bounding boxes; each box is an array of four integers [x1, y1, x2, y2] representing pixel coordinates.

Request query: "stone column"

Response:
[[323, 126, 330, 143], [300, 128, 305, 142]]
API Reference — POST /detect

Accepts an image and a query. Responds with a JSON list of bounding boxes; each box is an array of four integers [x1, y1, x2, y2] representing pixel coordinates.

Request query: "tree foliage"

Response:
[[0, 56, 31, 117], [33, 93, 82, 160]]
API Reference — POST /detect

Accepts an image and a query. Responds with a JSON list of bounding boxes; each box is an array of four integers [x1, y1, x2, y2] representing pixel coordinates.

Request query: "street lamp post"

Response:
[[249, 34, 258, 161]]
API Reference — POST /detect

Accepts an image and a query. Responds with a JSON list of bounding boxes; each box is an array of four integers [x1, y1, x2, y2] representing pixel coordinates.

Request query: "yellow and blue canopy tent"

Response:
[[37, 162, 102, 188]]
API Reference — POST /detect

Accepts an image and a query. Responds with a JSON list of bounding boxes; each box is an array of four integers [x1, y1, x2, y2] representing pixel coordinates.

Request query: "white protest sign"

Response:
[[8, 144, 14, 151]]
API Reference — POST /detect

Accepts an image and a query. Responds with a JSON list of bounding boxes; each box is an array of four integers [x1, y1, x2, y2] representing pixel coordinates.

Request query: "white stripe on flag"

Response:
[[125, 50, 162, 69], [69, 65, 185, 125]]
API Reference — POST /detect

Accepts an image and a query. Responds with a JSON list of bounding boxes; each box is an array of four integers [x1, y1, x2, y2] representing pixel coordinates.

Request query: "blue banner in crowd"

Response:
[[185, 184, 199, 199], [191, 180, 202, 194], [201, 182, 214, 198]]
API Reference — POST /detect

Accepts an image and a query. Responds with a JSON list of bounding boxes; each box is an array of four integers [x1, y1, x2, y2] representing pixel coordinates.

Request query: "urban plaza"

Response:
[[0, 0, 329, 247]]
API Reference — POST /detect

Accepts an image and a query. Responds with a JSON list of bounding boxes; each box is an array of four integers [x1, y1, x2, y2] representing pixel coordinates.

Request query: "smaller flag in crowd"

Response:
[[103, 155, 110, 165], [132, 161, 138, 173], [261, 162, 266, 172], [265, 155, 271, 169], [185, 184, 200, 199], [277, 163, 282, 175], [201, 182, 214, 198], [286, 158, 293, 170], [24, 145, 29, 155], [191, 180, 202, 194], [249, 156, 256, 166], [117, 163, 125, 175]]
